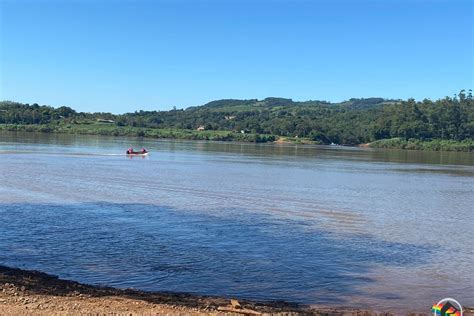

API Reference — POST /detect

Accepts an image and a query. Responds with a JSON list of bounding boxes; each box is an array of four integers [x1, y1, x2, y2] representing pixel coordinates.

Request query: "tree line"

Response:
[[1, 90, 472, 145]]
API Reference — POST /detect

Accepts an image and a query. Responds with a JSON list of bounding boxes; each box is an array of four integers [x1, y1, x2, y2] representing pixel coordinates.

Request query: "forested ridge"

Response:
[[1, 90, 473, 150]]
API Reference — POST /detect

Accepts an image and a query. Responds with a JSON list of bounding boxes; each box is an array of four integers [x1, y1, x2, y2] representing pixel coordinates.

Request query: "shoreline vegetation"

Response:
[[3, 265, 468, 315], [1, 124, 472, 152], [1, 90, 472, 151]]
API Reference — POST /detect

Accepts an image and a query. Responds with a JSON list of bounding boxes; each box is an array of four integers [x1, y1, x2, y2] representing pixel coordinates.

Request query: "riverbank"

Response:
[[1, 124, 472, 151], [0, 123, 277, 143], [0, 265, 305, 315], [0, 265, 389, 315], [4, 265, 467, 316], [368, 138, 474, 152]]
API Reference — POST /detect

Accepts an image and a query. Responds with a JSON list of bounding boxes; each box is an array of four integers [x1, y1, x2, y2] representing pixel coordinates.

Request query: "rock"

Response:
[[231, 299, 242, 309]]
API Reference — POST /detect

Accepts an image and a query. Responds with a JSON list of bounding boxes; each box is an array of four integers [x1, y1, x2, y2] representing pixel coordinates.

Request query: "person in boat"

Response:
[[141, 147, 147, 154], [126, 147, 134, 154]]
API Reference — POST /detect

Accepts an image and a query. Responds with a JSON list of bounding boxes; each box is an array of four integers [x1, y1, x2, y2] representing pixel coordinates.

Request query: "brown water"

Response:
[[0, 131, 473, 312]]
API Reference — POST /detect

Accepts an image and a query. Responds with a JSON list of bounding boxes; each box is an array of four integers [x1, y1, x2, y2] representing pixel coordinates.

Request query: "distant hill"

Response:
[[192, 97, 395, 111]]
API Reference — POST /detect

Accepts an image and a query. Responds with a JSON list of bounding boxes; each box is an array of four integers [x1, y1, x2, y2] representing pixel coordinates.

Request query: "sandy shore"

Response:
[[0, 265, 318, 315], [1, 265, 472, 315]]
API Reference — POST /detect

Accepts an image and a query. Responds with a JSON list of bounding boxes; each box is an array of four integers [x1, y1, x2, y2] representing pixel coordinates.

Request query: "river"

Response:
[[0, 131, 473, 312]]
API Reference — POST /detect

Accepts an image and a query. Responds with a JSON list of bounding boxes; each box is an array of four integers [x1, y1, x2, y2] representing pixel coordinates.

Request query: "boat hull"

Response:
[[126, 152, 149, 156]]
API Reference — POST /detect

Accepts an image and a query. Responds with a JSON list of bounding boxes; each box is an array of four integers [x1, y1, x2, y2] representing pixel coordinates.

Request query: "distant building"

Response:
[[225, 115, 236, 120], [197, 125, 205, 131], [97, 119, 115, 123]]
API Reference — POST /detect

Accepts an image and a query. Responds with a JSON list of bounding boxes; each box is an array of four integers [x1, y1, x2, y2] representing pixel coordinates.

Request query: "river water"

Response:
[[0, 131, 473, 312]]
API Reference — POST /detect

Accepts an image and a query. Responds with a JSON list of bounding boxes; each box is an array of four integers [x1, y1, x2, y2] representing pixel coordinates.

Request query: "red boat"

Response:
[[126, 148, 149, 155]]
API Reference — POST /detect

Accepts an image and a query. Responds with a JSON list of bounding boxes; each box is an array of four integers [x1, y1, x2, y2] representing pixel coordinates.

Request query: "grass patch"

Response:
[[0, 124, 276, 143]]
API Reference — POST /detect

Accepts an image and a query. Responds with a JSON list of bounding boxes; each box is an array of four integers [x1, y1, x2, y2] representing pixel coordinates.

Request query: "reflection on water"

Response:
[[1, 131, 473, 311]]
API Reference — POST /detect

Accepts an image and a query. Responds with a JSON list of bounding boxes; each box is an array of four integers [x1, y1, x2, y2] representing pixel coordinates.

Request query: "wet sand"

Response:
[[3, 265, 472, 316]]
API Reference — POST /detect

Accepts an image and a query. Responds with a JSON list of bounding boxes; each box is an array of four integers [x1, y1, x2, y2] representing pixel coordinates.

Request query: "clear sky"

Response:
[[0, 0, 472, 113]]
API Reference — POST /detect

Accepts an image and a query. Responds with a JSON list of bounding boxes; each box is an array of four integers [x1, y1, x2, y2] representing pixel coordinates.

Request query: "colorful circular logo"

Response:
[[432, 298, 463, 316]]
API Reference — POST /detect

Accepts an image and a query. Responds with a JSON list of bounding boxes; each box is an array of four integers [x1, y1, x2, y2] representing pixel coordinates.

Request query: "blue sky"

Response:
[[1, 0, 472, 113]]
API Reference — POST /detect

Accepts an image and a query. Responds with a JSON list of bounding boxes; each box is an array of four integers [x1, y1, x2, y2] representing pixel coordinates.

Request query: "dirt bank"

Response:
[[0, 265, 319, 315], [1, 265, 472, 315]]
